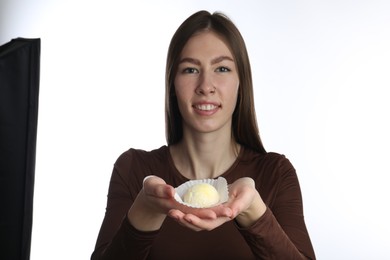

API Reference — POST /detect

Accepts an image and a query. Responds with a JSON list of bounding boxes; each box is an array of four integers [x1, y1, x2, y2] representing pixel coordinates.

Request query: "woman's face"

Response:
[[174, 31, 240, 136]]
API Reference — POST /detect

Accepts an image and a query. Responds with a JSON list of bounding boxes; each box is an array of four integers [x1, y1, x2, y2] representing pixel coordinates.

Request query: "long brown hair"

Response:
[[165, 10, 266, 154]]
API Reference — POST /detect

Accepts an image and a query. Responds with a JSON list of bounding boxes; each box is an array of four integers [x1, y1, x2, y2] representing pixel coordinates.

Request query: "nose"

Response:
[[195, 72, 216, 95]]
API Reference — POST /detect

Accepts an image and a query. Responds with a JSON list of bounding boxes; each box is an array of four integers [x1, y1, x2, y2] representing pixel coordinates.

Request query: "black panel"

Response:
[[0, 38, 40, 260]]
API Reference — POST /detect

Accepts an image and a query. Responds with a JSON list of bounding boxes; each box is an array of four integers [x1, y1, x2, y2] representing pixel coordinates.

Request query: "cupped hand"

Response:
[[168, 204, 233, 231], [140, 175, 176, 214], [167, 177, 266, 231], [225, 177, 266, 227], [141, 176, 229, 219], [127, 175, 175, 231], [129, 175, 234, 231]]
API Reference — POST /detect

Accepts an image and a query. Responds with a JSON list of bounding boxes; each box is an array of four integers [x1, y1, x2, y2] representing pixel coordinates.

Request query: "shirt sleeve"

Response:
[[92, 216, 160, 260], [236, 154, 316, 260], [236, 208, 314, 259], [91, 150, 158, 260]]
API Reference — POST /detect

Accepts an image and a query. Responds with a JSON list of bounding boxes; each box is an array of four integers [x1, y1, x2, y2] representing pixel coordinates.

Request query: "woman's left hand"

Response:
[[225, 177, 267, 228], [168, 177, 266, 231]]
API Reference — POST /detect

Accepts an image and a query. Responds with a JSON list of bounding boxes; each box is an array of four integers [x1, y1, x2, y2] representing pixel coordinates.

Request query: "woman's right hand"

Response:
[[127, 175, 175, 231]]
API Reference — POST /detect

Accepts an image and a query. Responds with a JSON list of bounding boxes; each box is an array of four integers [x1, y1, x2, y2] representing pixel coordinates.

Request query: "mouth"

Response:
[[194, 103, 220, 111]]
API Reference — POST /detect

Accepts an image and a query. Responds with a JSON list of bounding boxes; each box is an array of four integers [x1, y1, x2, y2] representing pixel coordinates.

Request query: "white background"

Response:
[[1, 0, 389, 259]]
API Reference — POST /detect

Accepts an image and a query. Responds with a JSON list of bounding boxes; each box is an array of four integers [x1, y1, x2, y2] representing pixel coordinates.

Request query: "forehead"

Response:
[[180, 31, 233, 58]]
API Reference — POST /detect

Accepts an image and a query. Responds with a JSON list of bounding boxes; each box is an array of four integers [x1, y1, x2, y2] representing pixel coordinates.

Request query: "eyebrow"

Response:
[[178, 55, 234, 65], [211, 55, 234, 64]]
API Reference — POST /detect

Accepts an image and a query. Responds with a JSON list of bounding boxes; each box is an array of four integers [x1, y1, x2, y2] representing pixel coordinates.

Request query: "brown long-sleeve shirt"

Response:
[[91, 146, 316, 259]]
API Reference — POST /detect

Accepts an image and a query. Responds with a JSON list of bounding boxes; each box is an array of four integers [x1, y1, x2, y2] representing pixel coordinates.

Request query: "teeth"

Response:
[[196, 104, 217, 111]]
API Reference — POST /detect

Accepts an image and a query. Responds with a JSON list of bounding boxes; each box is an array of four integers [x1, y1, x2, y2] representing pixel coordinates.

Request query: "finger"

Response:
[[168, 210, 202, 231], [143, 176, 175, 198], [169, 208, 223, 222], [168, 209, 184, 220], [173, 203, 233, 219], [223, 196, 248, 218], [169, 209, 232, 232], [153, 184, 175, 198], [183, 214, 231, 231], [211, 205, 233, 218], [176, 206, 217, 219]]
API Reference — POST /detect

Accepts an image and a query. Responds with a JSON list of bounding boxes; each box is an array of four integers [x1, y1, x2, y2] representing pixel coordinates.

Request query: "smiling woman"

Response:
[[91, 10, 315, 260]]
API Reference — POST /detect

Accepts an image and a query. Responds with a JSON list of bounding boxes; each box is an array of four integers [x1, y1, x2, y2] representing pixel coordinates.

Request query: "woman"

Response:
[[91, 10, 316, 259]]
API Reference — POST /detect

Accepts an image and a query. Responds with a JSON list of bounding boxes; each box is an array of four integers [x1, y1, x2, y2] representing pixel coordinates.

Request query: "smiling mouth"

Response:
[[194, 104, 219, 111]]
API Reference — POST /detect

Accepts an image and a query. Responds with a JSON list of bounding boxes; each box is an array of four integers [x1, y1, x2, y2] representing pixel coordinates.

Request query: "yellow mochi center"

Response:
[[183, 183, 220, 207]]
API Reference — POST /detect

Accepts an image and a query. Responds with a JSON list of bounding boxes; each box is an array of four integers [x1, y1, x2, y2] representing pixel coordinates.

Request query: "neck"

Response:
[[170, 130, 241, 180]]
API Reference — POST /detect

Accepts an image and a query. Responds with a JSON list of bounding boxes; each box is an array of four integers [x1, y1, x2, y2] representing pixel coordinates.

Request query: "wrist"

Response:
[[127, 190, 166, 231]]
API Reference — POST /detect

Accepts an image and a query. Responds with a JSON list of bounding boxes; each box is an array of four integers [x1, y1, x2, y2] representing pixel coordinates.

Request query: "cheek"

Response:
[[174, 78, 197, 104], [228, 80, 240, 98], [174, 87, 188, 103], [173, 81, 190, 110], [174, 77, 189, 95]]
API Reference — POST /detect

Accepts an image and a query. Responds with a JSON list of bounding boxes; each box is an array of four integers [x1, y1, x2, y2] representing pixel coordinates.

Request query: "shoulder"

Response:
[[239, 148, 301, 205], [240, 148, 294, 172], [238, 147, 297, 186], [113, 145, 169, 179], [115, 145, 169, 166], [105, 146, 169, 199]]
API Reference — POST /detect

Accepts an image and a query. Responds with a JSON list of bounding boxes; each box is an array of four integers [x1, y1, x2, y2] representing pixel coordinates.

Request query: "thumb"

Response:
[[143, 175, 175, 198]]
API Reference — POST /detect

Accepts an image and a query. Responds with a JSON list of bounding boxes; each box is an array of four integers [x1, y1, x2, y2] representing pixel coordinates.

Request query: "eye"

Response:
[[215, 66, 231, 73], [182, 67, 199, 74]]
